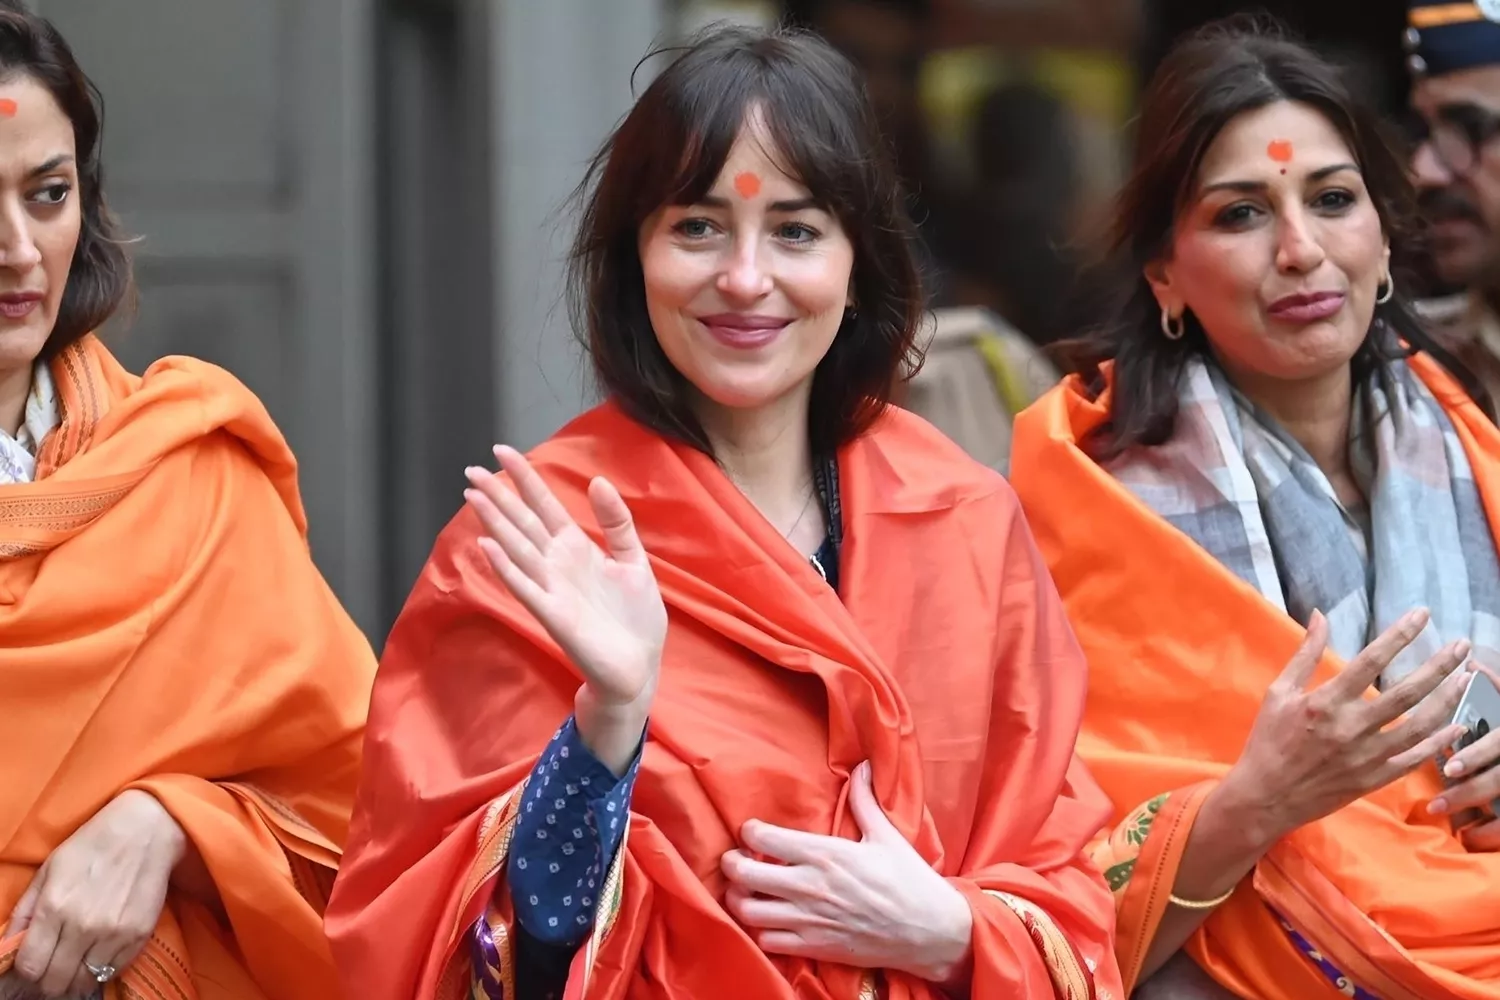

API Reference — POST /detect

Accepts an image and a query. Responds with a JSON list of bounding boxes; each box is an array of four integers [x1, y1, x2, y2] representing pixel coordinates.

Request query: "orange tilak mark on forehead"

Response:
[[1267, 139, 1294, 163], [0, 99, 18, 118], [733, 171, 762, 199]]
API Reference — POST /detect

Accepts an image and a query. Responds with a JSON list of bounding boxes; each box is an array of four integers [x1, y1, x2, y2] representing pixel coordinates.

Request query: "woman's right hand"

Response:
[[465, 445, 667, 774], [1218, 608, 1471, 847]]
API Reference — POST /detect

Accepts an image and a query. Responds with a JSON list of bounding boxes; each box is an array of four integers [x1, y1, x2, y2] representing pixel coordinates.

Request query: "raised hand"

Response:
[[465, 445, 667, 772], [1221, 609, 1470, 845]]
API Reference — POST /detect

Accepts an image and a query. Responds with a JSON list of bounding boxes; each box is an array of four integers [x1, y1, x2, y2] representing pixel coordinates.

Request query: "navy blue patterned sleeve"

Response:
[[509, 715, 641, 944], [467, 718, 643, 999]]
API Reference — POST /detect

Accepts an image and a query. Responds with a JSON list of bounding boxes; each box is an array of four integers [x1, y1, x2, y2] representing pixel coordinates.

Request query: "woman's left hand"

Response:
[[720, 762, 973, 986], [1429, 665, 1500, 851], [5, 790, 185, 998], [1437, 741, 1500, 851]]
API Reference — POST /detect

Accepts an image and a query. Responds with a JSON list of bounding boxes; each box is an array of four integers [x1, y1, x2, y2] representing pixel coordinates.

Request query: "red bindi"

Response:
[[1267, 139, 1294, 163], [733, 171, 761, 199], [0, 99, 18, 118]]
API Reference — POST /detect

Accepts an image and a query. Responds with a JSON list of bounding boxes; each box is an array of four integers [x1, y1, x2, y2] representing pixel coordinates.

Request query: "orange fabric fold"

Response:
[[325, 401, 1123, 1000], [1009, 355, 1500, 999], [0, 336, 377, 1000]]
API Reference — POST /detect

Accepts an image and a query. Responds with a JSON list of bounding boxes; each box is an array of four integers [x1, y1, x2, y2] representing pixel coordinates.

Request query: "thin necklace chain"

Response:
[[728, 470, 817, 542], [779, 483, 818, 541]]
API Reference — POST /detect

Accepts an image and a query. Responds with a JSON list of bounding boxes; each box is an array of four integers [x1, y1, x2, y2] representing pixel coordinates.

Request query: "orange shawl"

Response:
[[1010, 355, 1500, 999], [0, 337, 376, 1000], [325, 401, 1122, 1000]]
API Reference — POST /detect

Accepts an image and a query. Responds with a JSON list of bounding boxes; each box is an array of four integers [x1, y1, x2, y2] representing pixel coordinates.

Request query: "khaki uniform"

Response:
[[899, 307, 1060, 474], [1415, 292, 1500, 412]]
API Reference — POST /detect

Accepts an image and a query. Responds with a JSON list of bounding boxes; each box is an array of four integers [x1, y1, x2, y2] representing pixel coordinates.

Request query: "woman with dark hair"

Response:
[[1011, 17, 1500, 999], [0, 4, 376, 1000], [327, 24, 1120, 1000]]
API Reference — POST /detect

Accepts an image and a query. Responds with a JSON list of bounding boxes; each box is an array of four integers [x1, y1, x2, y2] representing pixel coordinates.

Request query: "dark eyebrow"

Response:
[[27, 154, 74, 178], [1198, 162, 1361, 197], [696, 195, 823, 212]]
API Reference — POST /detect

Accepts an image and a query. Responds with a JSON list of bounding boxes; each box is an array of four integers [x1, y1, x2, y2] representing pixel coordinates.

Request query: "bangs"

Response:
[[625, 36, 881, 225]]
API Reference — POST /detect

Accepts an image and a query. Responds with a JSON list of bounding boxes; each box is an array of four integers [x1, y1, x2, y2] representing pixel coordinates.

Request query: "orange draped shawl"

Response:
[[1009, 355, 1500, 999], [325, 401, 1123, 1000], [0, 337, 376, 1000]]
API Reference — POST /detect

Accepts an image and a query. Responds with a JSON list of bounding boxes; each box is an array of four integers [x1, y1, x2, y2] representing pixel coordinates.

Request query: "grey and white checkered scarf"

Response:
[[1107, 355, 1500, 685]]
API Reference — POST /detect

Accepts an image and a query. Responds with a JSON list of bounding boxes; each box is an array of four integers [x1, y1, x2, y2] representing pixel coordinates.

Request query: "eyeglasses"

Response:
[[1407, 101, 1500, 177]]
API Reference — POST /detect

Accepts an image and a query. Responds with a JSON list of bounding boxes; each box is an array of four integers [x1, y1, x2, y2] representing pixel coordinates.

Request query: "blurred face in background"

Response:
[[1410, 66, 1500, 294]]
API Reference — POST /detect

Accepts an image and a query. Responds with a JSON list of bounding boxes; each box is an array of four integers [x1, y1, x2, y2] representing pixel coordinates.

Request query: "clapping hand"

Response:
[[1219, 610, 1469, 848]]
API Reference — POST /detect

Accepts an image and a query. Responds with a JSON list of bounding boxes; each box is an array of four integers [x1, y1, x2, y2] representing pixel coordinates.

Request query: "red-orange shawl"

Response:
[[326, 401, 1123, 1000]]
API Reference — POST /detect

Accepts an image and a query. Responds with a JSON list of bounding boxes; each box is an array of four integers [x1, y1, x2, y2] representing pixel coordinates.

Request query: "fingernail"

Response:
[[1446, 758, 1466, 777], [1429, 797, 1450, 815], [1457, 640, 1473, 658]]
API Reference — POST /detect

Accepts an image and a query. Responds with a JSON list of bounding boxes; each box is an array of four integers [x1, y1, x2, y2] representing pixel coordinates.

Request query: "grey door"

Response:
[[37, 0, 383, 635]]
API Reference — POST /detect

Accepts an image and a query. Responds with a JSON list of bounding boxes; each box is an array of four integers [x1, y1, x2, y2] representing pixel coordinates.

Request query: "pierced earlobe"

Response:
[[1161, 306, 1186, 341]]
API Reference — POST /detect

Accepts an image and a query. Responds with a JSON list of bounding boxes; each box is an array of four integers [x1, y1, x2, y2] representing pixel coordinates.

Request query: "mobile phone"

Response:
[[1437, 669, 1500, 823]]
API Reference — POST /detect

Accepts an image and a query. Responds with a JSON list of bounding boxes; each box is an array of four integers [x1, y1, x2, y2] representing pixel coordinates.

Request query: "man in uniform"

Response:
[[1407, 0, 1500, 404]]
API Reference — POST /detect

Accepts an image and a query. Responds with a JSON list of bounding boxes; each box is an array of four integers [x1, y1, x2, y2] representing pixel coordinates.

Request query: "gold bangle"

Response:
[[1169, 885, 1236, 910]]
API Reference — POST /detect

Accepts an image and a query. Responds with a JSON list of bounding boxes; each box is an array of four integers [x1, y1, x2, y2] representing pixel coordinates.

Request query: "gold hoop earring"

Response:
[[1375, 276, 1394, 305], [1161, 306, 1186, 341]]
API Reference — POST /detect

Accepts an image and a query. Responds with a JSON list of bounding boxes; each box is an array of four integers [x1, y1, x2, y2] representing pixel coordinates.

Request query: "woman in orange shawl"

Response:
[[1010, 19, 1500, 1000], [326, 25, 1121, 1000], [0, 6, 376, 999]]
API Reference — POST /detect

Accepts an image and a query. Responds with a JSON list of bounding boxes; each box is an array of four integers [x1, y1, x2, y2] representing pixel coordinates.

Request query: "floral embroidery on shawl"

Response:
[[1089, 794, 1380, 998], [1092, 793, 1168, 897]]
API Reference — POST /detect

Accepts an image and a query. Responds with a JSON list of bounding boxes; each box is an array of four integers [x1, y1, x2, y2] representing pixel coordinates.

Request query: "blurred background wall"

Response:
[[29, 0, 1417, 643]]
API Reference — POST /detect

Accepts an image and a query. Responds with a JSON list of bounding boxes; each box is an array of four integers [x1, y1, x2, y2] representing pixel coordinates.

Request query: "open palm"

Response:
[[464, 445, 666, 707]]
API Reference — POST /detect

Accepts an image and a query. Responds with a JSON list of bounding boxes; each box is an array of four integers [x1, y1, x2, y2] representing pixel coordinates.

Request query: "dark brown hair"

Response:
[[0, 1, 131, 358], [1059, 16, 1489, 457], [568, 24, 925, 456]]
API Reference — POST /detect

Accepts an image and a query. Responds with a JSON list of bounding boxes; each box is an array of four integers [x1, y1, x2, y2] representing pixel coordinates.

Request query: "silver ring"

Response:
[[84, 961, 116, 984]]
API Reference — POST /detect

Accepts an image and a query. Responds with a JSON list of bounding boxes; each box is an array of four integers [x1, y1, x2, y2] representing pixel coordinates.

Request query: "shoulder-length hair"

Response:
[[1058, 16, 1489, 458], [0, 1, 132, 357], [568, 24, 925, 456]]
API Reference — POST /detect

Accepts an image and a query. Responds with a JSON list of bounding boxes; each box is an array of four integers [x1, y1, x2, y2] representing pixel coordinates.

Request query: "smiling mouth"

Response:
[[0, 293, 41, 319], [697, 315, 792, 350]]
